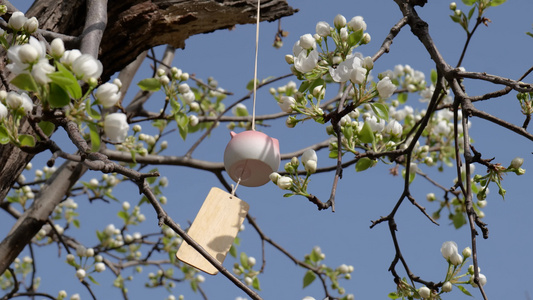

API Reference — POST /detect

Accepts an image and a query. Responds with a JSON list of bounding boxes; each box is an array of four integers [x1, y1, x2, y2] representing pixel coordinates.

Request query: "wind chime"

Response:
[[176, 0, 280, 275]]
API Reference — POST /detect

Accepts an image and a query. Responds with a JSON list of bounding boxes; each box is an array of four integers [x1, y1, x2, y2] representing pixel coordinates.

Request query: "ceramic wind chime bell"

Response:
[[223, 130, 281, 187]]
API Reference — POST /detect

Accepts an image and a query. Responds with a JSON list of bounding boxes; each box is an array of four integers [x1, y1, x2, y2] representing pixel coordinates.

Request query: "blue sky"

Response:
[[3, 0, 533, 299]]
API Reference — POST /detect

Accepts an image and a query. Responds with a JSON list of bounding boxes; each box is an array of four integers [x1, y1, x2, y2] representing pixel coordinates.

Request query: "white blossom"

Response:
[[278, 96, 295, 113], [347, 16, 367, 32], [72, 54, 103, 82], [7, 37, 46, 74], [299, 34, 315, 50], [333, 14, 346, 28], [104, 113, 129, 142], [418, 286, 430, 298], [8, 12, 27, 31], [366, 115, 384, 133], [329, 53, 362, 83], [60, 49, 82, 67], [441, 241, 458, 260], [31, 61, 55, 85], [385, 119, 403, 136], [76, 269, 86, 280], [470, 273, 487, 287], [23, 17, 39, 33], [294, 48, 319, 73], [95, 262, 106, 272], [0, 102, 7, 120], [276, 176, 293, 190], [189, 115, 199, 126], [450, 252, 463, 266], [95, 82, 121, 108], [315, 21, 331, 37], [376, 77, 396, 99], [442, 281, 453, 292], [350, 66, 367, 85], [181, 91, 195, 104], [51, 38, 65, 58]]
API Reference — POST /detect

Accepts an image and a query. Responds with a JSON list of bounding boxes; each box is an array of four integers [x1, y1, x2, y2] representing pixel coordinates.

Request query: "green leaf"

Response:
[[388, 292, 400, 299], [397, 92, 408, 104], [309, 249, 321, 263], [0, 126, 10, 144], [283, 193, 295, 197], [50, 62, 82, 99], [358, 121, 375, 144], [19, 134, 35, 147], [430, 69, 438, 85], [117, 211, 128, 222], [450, 15, 462, 23], [303, 270, 316, 288], [462, 0, 476, 5], [190, 280, 198, 292], [453, 212, 466, 229], [229, 245, 237, 258], [87, 105, 101, 120], [48, 82, 71, 108], [457, 284, 473, 296], [355, 157, 373, 172], [252, 277, 261, 290], [347, 29, 364, 47], [298, 81, 311, 93], [371, 103, 389, 120], [246, 79, 259, 91], [467, 6, 476, 20], [73, 219, 80, 228], [38, 121, 55, 136], [137, 78, 161, 92], [87, 123, 101, 152], [10, 73, 39, 93], [240, 252, 249, 269], [175, 113, 189, 140], [490, 0, 506, 6]]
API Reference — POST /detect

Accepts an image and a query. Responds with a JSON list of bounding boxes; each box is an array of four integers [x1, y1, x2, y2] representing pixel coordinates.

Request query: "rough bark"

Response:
[[26, 0, 297, 81]]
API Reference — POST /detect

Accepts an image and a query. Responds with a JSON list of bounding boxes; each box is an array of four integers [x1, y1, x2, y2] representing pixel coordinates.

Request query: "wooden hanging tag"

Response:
[[176, 187, 249, 275]]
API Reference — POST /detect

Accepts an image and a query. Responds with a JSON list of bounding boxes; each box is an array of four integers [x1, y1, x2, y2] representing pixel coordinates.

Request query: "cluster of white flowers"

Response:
[[0, 90, 33, 118]]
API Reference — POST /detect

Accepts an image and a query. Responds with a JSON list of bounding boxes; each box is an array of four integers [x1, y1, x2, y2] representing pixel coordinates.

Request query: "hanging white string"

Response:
[[251, 0, 260, 131]]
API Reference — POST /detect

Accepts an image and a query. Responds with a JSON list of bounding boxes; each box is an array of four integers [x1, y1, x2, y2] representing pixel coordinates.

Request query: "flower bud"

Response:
[[449, 2, 457, 10], [291, 156, 299, 168], [19, 44, 39, 63], [8, 12, 27, 31], [510, 157, 524, 169], [441, 241, 458, 260], [285, 54, 294, 64], [277, 176, 293, 190], [315, 21, 330, 37], [189, 115, 199, 127], [462, 247, 472, 258], [51, 38, 65, 58], [442, 281, 452, 292], [450, 252, 463, 266], [76, 269, 86, 280], [418, 286, 430, 299], [426, 193, 436, 202], [455, 9, 462, 16], [269, 172, 281, 184], [95, 262, 106, 272], [362, 33, 371, 44], [333, 14, 346, 28], [470, 273, 487, 288], [299, 34, 315, 50], [23, 17, 39, 33]]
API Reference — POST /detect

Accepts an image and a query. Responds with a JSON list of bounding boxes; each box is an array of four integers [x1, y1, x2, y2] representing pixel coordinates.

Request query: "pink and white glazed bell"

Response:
[[223, 131, 280, 187]]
